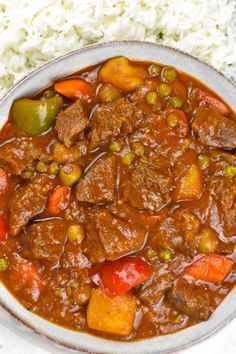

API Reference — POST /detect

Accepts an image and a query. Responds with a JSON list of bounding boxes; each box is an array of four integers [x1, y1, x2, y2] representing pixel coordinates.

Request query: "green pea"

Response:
[[70, 280, 79, 289], [21, 170, 34, 180], [36, 161, 48, 173], [198, 228, 219, 254], [158, 83, 172, 97], [0, 258, 9, 272], [49, 162, 60, 175], [67, 224, 84, 243], [149, 64, 161, 76], [145, 91, 158, 105], [109, 141, 121, 153], [179, 138, 191, 149], [66, 287, 72, 297], [169, 96, 183, 108], [199, 155, 210, 169], [121, 152, 135, 165], [55, 288, 63, 297], [59, 163, 82, 186], [166, 113, 179, 128], [163, 67, 177, 81], [225, 165, 236, 177], [132, 141, 145, 156], [175, 314, 184, 324], [159, 249, 172, 261], [99, 85, 121, 103]]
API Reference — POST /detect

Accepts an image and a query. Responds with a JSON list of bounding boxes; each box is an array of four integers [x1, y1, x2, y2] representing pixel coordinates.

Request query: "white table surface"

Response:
[[0, 305, 235, 354]]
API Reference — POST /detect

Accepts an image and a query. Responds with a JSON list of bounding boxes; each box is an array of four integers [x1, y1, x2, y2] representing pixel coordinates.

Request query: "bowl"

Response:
[[0, 41, 236, 354]]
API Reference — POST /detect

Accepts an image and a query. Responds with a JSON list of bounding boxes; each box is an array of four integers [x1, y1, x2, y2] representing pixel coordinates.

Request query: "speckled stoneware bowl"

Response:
[[0, 41, 236, 354]]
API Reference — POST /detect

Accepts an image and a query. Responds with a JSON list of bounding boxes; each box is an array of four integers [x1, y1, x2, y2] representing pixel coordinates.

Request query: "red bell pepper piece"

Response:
[[184, 254, 234, 283], [47, 186, 70, 215], [197, 89, 230, 115], [93, 256, 153, 297], [0, 215, 8, 242]]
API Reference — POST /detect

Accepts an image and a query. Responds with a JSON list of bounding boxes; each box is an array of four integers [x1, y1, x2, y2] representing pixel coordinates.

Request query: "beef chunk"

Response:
[[22, 220, 67, 267], [63, 200, 87, 223], [149, 208, 201, 253], [209, 176, 236, 210], [88, 98, 143, 150], [149, 216, 184, 251], [209, 176, 236, 211], [192, 107, 236, 148], [9, 174, 56, 236], [137, 272, 174, 306], [168, 277, 211, 320], [76, 154, 117, 204], [122, 152, 173, 212], [208, 176, 236, 236], [0, 137, 50, 175], [55, 100, 88, 148], [85, 209, 147, 262]]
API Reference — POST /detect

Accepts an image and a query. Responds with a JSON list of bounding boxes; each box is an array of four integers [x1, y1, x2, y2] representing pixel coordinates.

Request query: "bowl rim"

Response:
[[0, 40, 236, 354], [1, 40, 236, 105]]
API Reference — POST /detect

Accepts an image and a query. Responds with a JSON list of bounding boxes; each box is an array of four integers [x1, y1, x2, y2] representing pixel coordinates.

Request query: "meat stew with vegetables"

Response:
[[0, 56, 236, 340]]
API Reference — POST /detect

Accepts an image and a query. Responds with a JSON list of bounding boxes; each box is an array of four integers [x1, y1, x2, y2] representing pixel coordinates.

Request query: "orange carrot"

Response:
[[20, 262, 43, 290], [165, 108, 189, 137], [143, 208, 168, 227], [47, 186, 70, 215], [184, 254, 234, 283], [197, 89, 230, 115], [54, 79, 95, 100]]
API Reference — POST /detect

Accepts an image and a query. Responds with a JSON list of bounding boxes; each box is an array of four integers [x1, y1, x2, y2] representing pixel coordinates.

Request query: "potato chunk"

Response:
[[87, 288, 136, 336], [98, 57, 148, 91], [174, 164, 202, 201]]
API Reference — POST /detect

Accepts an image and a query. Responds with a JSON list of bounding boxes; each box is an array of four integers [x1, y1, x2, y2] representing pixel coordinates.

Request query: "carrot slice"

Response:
[[184, 254, 234, 283], [197, 89, 230, 115], [165, 108, 189, 137], [10, 257, 44, 297], [20, 262, 43, 290], [0, 215, 8, 242], [47, 186, 70, 215], [143, 208, 168, 227], [54, 79, 95, 100]]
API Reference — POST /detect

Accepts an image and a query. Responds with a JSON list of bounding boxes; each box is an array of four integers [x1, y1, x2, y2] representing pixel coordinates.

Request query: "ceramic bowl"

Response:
[[0, 41, 236, 354]]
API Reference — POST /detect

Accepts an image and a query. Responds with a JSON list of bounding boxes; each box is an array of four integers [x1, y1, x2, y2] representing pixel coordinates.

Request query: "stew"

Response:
[[0, 56, 236, 340]]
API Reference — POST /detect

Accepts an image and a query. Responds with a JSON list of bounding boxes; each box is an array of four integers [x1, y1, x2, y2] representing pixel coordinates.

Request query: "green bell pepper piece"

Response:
[[11, 96, 63, 135]]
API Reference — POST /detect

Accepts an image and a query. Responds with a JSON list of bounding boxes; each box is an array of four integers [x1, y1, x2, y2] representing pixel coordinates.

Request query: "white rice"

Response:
[[0, 0, 236, 98]]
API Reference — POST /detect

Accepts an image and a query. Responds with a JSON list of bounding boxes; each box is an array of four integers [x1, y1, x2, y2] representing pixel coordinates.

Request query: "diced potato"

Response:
[[87, 288, 136, 336], [174, 163, 202, 201], [51, 142, 80, 163], [98, 57, 148, 91]]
